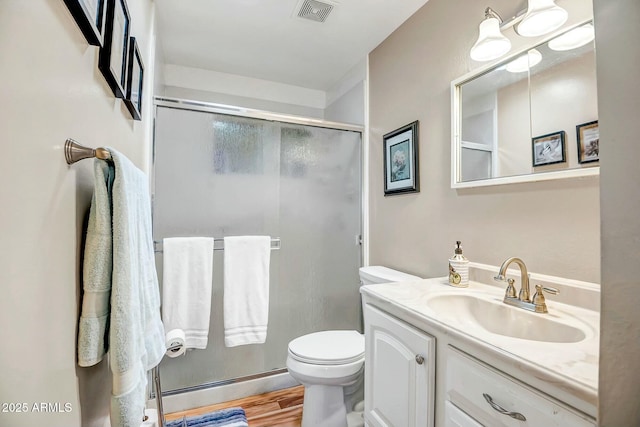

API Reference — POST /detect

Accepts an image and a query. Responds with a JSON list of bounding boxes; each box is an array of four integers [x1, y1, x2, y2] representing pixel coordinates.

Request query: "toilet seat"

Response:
[[288, 330, 364, 365]]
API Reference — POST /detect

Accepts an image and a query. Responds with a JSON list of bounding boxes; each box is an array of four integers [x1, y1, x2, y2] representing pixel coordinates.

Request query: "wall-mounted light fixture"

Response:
[[469, 7, 511, 62], [517, 0, 568, 37], [470, 0, 569, 62]]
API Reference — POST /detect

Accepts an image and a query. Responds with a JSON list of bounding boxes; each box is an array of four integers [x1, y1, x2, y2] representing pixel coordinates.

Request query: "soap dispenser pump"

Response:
[[448, 241, 469, 287]]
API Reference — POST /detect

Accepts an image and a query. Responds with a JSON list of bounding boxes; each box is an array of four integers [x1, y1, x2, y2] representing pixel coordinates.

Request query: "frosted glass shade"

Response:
[[470, 17, 512, 62], [506, 49, 542, 73], [517, 0, 568, 37], [548, 24, 595, 51]]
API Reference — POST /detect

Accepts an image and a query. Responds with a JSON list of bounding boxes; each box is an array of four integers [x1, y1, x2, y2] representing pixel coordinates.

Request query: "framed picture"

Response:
[[577, 120, 599, 164], [124, 37, 144, 120], [532, 131, 566, 167], [98, 0, 130, 98], [63, 0, 107, 46], [383, 121, 419, 195]]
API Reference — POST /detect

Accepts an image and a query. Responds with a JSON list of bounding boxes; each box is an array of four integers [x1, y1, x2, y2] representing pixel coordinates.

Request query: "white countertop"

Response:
[[361, 276, 599, 412]]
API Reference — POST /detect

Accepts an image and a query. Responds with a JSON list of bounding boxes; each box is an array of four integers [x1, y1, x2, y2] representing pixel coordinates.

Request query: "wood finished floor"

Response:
[[165, 385, 304, 427]]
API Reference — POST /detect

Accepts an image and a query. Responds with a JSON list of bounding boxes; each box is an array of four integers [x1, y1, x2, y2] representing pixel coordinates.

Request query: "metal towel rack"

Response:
[[64, 139, 111, 164], [154, 238, 281, 253]]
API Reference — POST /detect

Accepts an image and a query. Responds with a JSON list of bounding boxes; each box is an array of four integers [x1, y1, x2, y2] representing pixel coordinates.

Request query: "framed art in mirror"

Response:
[[99, 0, 130, 98], [577, 121, 599, 164], [63, 0, 106, 46], [532, 131, 566, 167], [383, 121, 419, 195], [124, 37, 143, 121]]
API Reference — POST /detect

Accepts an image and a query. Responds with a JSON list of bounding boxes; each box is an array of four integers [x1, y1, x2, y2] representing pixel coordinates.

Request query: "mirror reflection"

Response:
[[455, 21, 598, 185]]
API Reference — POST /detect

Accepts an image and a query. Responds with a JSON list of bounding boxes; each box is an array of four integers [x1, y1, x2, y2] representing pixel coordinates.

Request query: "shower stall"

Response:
[[152, 98, 363, 395]]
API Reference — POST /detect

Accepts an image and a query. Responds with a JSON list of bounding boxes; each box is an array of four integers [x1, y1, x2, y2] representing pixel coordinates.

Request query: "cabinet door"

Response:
[[445, 401, 483, 427], [364, 304, 435, 427]]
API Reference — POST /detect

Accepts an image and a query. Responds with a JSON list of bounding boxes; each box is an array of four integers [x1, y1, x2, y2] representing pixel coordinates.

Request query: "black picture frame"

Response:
[[577, 120, 599, 164], [63, 0, 107, 46], [98, 0, 130, 98], [383, 121, 420, 195], [124, 37, 144, 121], [532, 131, 566, 167]]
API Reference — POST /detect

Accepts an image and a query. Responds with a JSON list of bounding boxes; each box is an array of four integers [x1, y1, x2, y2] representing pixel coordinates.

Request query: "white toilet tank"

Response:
[[359, 266, 421, 286]]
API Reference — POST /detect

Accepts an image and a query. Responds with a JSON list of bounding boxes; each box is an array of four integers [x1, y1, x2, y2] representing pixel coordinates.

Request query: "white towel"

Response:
[[162, 237, 215, 349], [223, 236, 271, 347]]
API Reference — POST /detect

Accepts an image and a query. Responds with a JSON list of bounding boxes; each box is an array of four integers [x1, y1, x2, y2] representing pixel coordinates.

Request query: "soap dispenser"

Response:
[[448, 241, 469, 287]]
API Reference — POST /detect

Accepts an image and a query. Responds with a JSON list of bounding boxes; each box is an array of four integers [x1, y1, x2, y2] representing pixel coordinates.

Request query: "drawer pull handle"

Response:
[[482, 393, 526, 421], [415, 355, 425, 365]]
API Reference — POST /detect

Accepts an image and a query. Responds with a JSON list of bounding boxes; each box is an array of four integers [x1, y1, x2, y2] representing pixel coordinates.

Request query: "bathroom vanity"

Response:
[[360, 263, 599, 427]]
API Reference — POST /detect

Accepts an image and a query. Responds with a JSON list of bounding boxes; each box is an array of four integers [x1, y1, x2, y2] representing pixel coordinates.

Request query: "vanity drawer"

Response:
[[445, 346, 595, 427], [444, 401, 483, 427]]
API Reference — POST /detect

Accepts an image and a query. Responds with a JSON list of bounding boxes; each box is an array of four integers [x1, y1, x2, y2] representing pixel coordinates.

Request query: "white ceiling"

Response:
[[155, 0, 429, 91]]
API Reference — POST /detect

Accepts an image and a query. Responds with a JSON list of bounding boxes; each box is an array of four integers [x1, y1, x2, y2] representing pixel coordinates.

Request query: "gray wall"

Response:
[[325, 81, 365, 126], [594, 0, 640, 424], [368, 0, 600, 283], [0, 1, 157, 426]]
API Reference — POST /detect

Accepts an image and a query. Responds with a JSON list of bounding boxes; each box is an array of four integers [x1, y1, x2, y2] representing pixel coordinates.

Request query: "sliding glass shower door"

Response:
[[153, 104, 362, 392]]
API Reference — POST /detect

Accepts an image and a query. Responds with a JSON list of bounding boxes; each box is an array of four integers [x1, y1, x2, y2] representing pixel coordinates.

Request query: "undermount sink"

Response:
[[425, 293, 587, 343]]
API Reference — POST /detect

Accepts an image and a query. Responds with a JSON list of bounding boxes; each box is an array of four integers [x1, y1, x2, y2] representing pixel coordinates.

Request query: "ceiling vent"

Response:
[[297, 0, 334, 23]]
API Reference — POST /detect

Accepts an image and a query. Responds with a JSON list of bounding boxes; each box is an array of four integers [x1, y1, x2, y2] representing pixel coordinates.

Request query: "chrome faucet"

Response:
[[494, 257, 558, 313]]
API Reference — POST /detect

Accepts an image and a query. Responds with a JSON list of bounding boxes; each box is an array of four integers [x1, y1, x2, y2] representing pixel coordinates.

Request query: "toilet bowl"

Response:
[[287, 266, 421, 427], [287, 330, 365, 427]]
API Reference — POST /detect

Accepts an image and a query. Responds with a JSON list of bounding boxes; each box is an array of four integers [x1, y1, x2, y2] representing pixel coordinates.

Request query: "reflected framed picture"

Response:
[[383, 121, 419, 195], [532, 131, 566, 167], [98, 0, 130, 98], [577, 120, 599, 164], [124, 37, 143, 121], [63, 0, 107, 46]]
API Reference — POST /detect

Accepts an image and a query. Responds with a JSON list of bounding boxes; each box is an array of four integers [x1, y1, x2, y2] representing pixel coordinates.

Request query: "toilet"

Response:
[[286, 266, 421, 427]]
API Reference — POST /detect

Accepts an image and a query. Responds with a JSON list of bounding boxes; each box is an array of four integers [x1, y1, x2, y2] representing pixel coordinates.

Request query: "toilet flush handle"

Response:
[[415, 355, 425, 365]]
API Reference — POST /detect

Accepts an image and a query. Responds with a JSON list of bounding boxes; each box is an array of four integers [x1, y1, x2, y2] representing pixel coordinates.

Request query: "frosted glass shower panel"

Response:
[[153, 106, 362, 392], [274, 124, 362, 364], [154, 108, 281, 239]]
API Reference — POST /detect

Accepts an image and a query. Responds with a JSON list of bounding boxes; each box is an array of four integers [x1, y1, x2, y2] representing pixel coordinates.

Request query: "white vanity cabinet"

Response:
[[362, 292, 597, 427], [363, 304, 435, 427]]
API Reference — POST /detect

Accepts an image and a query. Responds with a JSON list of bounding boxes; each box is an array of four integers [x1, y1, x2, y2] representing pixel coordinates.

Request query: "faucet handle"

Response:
[[532, 284, 559, 313], [505, 278, 517, 298], [537, 284, 559, 295]]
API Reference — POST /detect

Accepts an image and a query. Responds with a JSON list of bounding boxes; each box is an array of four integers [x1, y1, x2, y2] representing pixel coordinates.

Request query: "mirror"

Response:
[[452, 21, 599, 188]]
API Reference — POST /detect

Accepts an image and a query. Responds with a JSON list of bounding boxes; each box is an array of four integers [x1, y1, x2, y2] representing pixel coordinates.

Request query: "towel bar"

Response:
[[154, 238, 281, 253], [64, 139, 111, 165]]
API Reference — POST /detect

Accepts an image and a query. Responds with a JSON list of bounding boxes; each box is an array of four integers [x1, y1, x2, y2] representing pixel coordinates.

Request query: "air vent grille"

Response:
[[297, 0, 333, 22]]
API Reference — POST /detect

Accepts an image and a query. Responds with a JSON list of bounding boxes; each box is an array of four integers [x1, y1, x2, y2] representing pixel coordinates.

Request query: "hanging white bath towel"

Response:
[[223, 236, 271, 347], [162, 237, 215, 349], [105, 149, 165, 427]]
